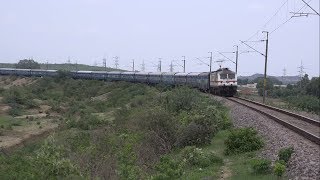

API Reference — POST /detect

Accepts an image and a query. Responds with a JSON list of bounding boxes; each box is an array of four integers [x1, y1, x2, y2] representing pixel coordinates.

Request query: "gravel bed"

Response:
[[212, 95, 320, 180], [293, 111, 319, 122]]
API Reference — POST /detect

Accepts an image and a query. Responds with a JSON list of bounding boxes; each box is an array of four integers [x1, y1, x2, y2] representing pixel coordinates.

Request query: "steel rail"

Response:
[[236, 97, 320, 127], [227, 97, 320, 145]]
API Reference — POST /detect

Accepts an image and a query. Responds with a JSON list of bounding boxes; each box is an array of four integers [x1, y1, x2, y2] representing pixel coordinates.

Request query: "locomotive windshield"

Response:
[[219, 73, 235, 79], [220, 74, 227, 79], [228, 73, 235, 79]]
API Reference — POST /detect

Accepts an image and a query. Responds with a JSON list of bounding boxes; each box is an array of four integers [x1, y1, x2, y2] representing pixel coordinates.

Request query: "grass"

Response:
[[1, 77, 285, 179], [207, 130, 286, 180], [0, 115, 24, 129]]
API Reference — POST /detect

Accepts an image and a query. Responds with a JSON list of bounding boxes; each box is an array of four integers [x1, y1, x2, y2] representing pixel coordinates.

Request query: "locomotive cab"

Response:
[[210, 68, 237, 96]]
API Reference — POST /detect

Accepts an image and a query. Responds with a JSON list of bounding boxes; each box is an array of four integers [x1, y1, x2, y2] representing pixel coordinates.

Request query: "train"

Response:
[[0, 67, 237, 96]]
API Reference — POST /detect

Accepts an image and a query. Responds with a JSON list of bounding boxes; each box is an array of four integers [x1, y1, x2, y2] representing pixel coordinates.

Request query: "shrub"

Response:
[[274, 162, 286, 177], [250, 158, 271, 174], [285, 95, 320, 114], [67, 132, 91, 152], [34, 136, 80, 178], [136, 107, 177, 153], [8, 106, 22, 117], [224, 128, 264, 155], [278, 147, 294, 165], [151, 156, 184, 180], [181, 146, 222, 168], [176, 120, 215, 147], [11, 122, 21, 126], [165, 87, 201, 113], [117, 135, 142, 180]]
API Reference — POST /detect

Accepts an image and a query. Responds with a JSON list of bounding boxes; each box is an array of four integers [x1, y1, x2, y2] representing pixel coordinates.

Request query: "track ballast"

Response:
[[227, 97, 320, 145]]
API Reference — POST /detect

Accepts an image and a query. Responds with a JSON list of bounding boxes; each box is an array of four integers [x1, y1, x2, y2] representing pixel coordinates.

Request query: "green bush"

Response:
[[278, 147, 294, 165], [67, 132, 91, 152], [224, 128, 264, 155], [274, 162, 286, 177], [117, 134, 142, 180], [285, 95, 319, 113], [151, 156, 184, 180], [181, 146, 222, 168], [136, 107, 177, 153], [250, 158, 271, 174], [165, 87, 201, 113], [176, 120, 215, 147], [8, 106, 22, 117], [35, 136, 80, 178]]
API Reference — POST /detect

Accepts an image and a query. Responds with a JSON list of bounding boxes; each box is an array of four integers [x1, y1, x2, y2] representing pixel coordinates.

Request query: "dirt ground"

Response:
[[0, 76, 60, 151], [0, 76, 38, 89]]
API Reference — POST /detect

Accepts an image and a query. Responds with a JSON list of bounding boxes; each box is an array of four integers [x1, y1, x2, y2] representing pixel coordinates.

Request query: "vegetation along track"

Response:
[[227, 97, 320, 145]]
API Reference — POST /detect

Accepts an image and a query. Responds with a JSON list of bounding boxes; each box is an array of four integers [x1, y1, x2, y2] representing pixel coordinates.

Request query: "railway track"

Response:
[[227, 97, 320, 145]]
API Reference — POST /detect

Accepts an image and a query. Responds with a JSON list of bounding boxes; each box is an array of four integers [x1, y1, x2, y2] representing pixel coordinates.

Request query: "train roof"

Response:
[[174, 72, 189, 76], [31, 69, 48, 72], [91, 71, 107, 74], [162, 72, 177, 76], [108, 71, 122, 74], [187, 72, 202, 76], [0, 68, 15, 70], [148, 72, 162, 75], [121, 72, 135, 75], [213, 68, 235, 74], [135, 71, 148, 75], [76, 71, 92, 73]]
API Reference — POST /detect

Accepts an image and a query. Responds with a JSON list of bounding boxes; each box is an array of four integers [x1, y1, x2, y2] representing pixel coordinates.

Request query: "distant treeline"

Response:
[[0, 59, 122, 72]]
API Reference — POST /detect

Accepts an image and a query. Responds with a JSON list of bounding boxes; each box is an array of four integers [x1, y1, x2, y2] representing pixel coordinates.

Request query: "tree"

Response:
[[305, 77, 320, 97], [297, 74, 310, 88], [256, 78, 274, 96], [237, 78, 249, 85], [15, 59, 40, 69]]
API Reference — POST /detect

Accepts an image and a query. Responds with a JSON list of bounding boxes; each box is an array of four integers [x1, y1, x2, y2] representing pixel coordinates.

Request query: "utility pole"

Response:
[[262, 31, 269, 104], [182, 56, 186, 73], [234, 45, 239, 74], [46, 61, 49, 70], [131, 59, 135, 71], [141, 60, 145, 72], [75, 60, 78, 71], [169, 61, 174, 72], [158, 58, 162, 72], [208, 52, 213, 72]]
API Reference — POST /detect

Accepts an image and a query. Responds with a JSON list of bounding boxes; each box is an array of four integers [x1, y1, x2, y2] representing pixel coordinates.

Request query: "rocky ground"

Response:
[[212, 95, 320, 180]]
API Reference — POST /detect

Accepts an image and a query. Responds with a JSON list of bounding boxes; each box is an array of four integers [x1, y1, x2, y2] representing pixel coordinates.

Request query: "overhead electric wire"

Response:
[[246, 0, 289, 41], [269, 0, 311, 35]]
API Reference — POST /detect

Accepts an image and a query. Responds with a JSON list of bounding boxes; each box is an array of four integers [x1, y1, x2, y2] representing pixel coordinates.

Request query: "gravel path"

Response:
[[212, 96, 320, 180]]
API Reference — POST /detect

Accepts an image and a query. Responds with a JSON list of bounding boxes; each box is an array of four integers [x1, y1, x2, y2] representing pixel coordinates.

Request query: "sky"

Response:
[[0, 0, 319, 77]]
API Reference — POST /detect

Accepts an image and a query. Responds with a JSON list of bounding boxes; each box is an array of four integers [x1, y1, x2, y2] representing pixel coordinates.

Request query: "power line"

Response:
[[113, 56, 119, 69], [246, 0, 289, 41], [301, 0, 320, 16], [269, 0, 311, 35]]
